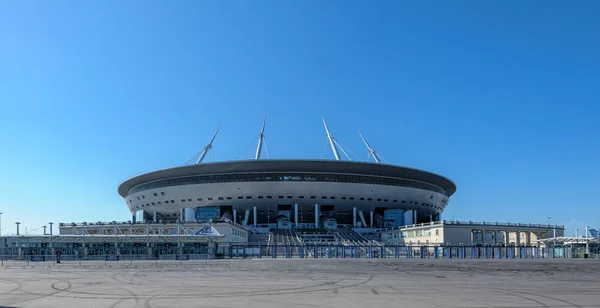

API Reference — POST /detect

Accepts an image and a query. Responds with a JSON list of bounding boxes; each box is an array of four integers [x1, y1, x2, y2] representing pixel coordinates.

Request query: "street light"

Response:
[[547, 216, 552, 226]]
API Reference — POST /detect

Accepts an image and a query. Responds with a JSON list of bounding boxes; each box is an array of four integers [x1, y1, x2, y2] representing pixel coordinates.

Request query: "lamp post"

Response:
[[16, 222, 20, 236], [547, 216, 552, 226]]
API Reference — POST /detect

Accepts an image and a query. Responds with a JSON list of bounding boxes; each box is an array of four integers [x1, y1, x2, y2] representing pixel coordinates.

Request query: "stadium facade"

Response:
[[118, 117, 455, 229], [1, 117, 570, 259]]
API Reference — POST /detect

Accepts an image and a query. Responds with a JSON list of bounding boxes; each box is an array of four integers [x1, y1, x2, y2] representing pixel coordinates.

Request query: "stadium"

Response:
[[118, 118, 455, 229], [1, 117, 573, 259]]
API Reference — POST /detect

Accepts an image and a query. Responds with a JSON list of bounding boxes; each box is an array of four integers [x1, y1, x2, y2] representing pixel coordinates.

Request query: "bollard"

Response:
[[434, 246, 439, 259]]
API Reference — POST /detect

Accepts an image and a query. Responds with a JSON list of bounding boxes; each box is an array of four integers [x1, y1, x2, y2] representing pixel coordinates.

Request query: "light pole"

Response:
[[16, 222, 20, 236], [547, 216, 552, 225]]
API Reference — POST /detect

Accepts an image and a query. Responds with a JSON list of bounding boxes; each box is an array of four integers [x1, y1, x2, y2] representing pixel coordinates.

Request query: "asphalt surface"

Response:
[[1, 259, 599, 308]]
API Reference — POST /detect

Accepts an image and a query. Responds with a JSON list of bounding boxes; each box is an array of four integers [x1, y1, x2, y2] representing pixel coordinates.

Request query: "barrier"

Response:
[[1, 244, 573, 265]]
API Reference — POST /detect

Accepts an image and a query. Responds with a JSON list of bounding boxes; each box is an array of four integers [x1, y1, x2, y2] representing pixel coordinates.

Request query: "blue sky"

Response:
[[1, 1, 599, 235]]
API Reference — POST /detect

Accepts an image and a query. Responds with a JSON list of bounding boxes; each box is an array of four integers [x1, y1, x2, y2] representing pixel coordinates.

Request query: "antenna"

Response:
[[321, 115, 341, 160], [255, 117, 266, 160], [197, 127, 220, 164], [358, 131, 381, 163]]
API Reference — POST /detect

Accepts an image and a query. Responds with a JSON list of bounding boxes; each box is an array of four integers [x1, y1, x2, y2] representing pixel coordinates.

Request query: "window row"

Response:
[[133, 196, 444, 211]]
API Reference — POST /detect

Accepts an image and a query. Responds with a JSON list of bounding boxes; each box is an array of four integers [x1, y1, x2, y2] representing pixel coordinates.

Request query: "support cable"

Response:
[[263, 136, 270, 159], [332, 139, 352, 161], [334, 139, 362, 161]]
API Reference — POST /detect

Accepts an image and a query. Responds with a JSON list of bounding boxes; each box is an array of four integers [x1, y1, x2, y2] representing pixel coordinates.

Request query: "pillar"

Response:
[[233, 209, 237, 224], [526, 232, 531, 246], [314, 204, 319, 228], [516, 231, 521, 246], [353, 207, 357, 227], [370, 211, 374, 228], [244, 209, 250, 225], [153, 211, 157, 223], [253, 206, 257, 227], [184, 208, 195, 222], [294, 203, 299, 226], [413, 210, 417, 224], [505, 230, 510, 246], [132, 214, 136, 224], [179, 208, 183, 223]]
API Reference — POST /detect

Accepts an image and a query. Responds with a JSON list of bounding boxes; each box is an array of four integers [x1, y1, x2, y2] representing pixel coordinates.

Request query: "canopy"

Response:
[[195, 225, 223, 237]]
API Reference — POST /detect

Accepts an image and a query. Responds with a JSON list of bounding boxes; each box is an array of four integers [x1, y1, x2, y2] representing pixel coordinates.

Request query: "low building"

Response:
[[380, 220, 565, 246]]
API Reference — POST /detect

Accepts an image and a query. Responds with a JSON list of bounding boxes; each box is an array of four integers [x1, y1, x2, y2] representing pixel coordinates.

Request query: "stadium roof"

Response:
[[118, 159, 456, 197]]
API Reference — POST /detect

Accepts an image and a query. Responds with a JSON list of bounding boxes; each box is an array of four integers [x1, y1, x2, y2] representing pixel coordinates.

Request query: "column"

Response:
[[253, 206, 257, 227], [314, 204, 319, 228], [294, 203, 299, 226], [526, 232, 531, 246], [516, 231, 521, 246], [353, 207, 357, 227], [132, 214, 136, 224], [184, 208, 195, 222], [505, 231, 510, 246], [233, 209, 237, 224], [179, 208, 183, 223], [153, 211, 157, 223], [370, 211, 374, 228], [413, 210, 417, 224], [244, 209, 250, 226]]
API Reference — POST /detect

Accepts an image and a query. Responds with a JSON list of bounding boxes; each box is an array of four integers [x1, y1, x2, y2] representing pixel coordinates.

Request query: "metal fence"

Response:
[[227, 244, 575, 259], [0, 254, 222, 268], [1, 244, 594, 267]]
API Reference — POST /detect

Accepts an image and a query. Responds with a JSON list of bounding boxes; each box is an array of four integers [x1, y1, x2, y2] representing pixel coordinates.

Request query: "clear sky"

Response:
[[1, 1, 599, 236]]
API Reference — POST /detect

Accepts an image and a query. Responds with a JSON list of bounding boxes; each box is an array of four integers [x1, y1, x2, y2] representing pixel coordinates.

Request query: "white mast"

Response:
[[197, 127, 220, 164], [358, 131, 381, 163], [255, 117, 266, 160], [322, 115, 341, 161]]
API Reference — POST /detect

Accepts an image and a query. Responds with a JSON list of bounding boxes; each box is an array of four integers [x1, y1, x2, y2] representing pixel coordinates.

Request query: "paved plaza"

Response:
[[1, 259, 599, 308]]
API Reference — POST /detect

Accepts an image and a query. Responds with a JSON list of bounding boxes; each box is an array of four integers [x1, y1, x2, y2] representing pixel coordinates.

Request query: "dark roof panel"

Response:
[[118, 159, 456, 197]]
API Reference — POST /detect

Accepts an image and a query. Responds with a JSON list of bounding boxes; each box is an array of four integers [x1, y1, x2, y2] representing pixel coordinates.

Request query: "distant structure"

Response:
[[120, 116, 455, 228], [0, 116, 568, 260]]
